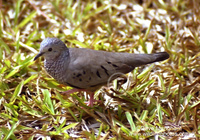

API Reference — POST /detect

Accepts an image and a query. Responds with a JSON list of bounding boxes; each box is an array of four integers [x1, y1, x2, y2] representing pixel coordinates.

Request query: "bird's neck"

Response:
[[44, 51, 69, 83]]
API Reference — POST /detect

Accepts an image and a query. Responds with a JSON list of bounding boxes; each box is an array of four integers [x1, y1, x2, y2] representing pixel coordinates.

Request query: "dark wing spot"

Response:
[[76, 73, 82, 77], [83, 70, 86, 74], [96, 71, 101, 78], [112, 64, 118, 67], [101, 65, 109, 76], [107, 61, 118, 68]]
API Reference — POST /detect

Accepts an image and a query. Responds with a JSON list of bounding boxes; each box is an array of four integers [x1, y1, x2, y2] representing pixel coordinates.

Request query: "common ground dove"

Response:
[[34, 37, 169, 106]]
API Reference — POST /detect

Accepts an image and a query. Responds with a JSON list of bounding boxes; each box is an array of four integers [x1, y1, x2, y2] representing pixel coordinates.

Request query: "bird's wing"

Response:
[[63, 48, 133, 90]]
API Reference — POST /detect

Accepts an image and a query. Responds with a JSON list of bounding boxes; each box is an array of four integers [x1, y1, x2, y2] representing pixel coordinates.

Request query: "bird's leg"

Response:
[[85, 92, 102, 107], [86, 92, 94, 107]]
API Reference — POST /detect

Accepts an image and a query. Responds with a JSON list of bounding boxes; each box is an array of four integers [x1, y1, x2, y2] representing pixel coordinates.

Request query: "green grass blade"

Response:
[[61, 122, 79, 132], [16, 11, 37, 29], [157, 101, 163, 124], [3, 121, 19, 140], [0, 38, 11, 54], [42, 89, 55, 115], [24, 74, 38, 85], [10, 80, 24, 102], [125, 111, 136, 132]]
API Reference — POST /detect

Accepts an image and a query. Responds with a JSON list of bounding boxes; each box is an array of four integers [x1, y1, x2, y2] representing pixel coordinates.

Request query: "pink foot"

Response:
[[85, 92, 102, 107]]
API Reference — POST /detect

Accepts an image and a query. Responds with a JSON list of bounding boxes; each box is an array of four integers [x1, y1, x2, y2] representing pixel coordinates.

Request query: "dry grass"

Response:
[[0, 0, 200, 139]]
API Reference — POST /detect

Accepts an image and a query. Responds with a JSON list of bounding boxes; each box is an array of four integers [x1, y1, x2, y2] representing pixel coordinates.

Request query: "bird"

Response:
[[34, 37, 169, 106]]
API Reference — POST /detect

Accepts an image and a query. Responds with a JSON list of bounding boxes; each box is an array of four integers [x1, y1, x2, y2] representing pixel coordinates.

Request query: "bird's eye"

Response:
[[48, 48, 52, 51]]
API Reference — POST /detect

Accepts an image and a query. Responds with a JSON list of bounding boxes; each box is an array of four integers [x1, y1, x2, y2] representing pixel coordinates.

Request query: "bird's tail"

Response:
[[126, 52, 169, 68], [150, 52, 170, 63]]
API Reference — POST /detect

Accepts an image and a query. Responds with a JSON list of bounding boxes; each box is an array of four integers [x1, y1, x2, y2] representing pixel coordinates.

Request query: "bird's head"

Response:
[[34, 38, 68, 61]]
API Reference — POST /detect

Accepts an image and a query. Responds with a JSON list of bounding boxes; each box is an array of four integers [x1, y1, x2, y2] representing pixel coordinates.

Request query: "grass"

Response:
[[1, 0, 200, 139]]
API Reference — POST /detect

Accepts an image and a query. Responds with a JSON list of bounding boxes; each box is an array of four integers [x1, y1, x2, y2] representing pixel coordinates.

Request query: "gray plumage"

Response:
[[34, 37, 169, 92]]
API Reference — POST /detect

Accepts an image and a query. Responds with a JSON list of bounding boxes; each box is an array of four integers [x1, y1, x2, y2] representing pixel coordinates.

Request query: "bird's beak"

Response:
[[34, 52, 44, 61]]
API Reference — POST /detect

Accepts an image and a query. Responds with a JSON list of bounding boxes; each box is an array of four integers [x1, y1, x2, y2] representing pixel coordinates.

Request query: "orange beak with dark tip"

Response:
[[34, 52, 45, 61]]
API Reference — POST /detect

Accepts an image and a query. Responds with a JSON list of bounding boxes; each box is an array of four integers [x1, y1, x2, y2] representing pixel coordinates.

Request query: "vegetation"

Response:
[[0, 0, 200, 139]]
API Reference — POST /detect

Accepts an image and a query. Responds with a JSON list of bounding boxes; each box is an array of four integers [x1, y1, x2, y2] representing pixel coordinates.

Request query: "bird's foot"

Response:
[[85, 99, 102, 107]]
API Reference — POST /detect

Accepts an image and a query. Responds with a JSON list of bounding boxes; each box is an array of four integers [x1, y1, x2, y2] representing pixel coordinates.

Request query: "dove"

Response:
[[34, 37, 169, 106]]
